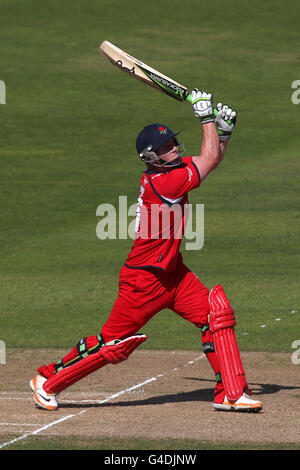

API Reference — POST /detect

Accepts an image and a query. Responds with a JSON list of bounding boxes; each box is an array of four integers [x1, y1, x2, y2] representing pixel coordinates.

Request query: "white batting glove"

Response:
[[215, 103, 237, 141], [190, 88, 214, 124]]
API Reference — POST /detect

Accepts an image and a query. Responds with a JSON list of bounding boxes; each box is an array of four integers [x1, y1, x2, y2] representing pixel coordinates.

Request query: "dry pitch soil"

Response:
[[0, 349, 300, 448]]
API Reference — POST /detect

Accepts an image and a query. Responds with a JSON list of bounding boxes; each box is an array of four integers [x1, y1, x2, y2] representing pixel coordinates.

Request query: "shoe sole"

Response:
[[213, 402, 263, 412], [29, 378, 58, 411]]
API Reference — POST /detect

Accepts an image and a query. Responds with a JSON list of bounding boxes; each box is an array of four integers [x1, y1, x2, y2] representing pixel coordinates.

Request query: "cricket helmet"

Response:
[[136, 123, 184, 169]]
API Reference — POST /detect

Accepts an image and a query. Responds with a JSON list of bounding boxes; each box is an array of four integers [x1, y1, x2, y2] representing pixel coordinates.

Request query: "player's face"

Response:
[[156, 139, 179, 163]]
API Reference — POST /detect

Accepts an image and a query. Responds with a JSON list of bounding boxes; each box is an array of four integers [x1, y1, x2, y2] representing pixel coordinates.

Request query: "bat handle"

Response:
[[185, 92, 193, 103]]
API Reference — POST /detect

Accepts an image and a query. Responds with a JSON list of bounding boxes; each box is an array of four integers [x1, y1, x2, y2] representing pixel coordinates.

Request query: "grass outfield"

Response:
[[0, 0, 299, 356], [2, 435, 299, 451]]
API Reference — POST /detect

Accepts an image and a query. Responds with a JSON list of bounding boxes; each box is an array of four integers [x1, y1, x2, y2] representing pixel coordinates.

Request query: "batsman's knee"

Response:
[[101, 334, 147, 364], [208, 284, 236, 332]]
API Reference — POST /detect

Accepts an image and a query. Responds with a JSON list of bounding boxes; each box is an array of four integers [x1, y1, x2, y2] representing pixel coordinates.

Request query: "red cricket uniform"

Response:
[[101, 157, 210, 342], [35, 126, 255, 409]]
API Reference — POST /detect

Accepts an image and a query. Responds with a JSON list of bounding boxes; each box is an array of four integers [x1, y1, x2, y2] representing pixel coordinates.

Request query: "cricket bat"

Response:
[[99, 40, 193, 103]]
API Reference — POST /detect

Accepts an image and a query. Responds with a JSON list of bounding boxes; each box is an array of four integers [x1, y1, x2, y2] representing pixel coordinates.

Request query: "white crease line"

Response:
[[0, 353, 205, 449], [0, 414, 75, 449], [81, 376, 157, 405]]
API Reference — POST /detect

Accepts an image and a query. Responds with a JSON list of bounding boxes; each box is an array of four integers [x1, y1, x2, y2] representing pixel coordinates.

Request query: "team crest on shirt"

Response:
[[158, 126, 168, 134]]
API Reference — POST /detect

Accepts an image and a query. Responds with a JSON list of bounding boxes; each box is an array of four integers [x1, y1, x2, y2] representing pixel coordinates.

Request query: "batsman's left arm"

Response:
[[218, 140, 229, 162]]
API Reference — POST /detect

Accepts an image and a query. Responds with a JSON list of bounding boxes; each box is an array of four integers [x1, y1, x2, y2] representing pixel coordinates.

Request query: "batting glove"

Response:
[[214, 103, 237, 141], [190, 88, 214, 124]]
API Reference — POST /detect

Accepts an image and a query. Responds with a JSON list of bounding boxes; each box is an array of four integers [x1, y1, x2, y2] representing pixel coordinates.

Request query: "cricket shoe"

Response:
[[213, 393, 263, 412], [30, 374, 58, 411]]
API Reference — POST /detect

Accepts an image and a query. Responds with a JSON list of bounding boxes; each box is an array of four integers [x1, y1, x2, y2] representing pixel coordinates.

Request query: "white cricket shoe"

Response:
[[213, 393, 263, 412], [30, 374, 58, 411]]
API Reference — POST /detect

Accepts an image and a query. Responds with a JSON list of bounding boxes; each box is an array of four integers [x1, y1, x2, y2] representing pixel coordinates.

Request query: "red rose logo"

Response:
[[158, 126, 167, 134]]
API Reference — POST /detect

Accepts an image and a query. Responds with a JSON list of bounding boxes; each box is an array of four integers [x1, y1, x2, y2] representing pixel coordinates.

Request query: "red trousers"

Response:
[[101, 262, 210, 342], [38, 261, 224, 403]]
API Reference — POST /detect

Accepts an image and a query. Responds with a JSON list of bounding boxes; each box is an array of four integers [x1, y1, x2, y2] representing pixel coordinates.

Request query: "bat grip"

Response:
[[185, 92, 192, 103]]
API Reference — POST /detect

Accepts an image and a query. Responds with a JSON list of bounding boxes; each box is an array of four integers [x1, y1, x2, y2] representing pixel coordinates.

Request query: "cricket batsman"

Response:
[[30, 89, 263, 412]]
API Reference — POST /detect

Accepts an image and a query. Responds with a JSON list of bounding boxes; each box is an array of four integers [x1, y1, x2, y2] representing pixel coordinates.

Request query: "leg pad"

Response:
[[209, 285, 250, 401], [43, 334, 147, 394]]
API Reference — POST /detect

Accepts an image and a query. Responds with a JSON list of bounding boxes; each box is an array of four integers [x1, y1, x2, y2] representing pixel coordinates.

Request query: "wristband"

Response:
[[200, 114, 215, 124]]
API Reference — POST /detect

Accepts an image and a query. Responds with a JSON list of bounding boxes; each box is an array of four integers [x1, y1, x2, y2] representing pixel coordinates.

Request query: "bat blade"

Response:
[[99, 40, 191, 102]]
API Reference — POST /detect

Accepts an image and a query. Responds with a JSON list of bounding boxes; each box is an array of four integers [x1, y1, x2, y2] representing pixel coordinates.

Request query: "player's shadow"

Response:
[[181, 377, 300, 397], [59, 377, 300, 409], [60, 386, 213, 409]]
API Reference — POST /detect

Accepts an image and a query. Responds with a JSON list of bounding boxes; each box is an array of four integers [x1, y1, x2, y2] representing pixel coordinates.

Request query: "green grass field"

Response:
[[3, 435, 299, 451], [0, 0, 299, 450]]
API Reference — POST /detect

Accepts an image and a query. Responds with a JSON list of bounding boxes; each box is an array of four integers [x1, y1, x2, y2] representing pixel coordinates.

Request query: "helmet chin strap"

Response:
[[157, 155, 182, 168], [139, 143, 185, 169]]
